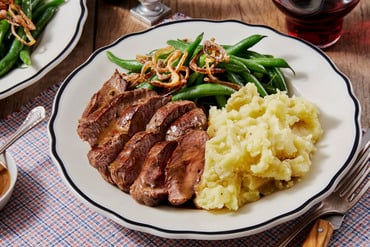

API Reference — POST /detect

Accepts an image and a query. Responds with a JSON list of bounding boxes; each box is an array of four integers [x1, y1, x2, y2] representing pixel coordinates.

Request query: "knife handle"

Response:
[[302, 219, 334, 247]]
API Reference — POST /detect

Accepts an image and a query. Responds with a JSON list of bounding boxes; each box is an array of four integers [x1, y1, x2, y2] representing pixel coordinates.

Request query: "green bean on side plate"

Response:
[[0, 0, 65, 77], [106, 33, 294, 108]]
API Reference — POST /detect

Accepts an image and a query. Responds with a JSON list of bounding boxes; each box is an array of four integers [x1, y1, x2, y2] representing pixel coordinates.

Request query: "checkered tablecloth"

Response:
[[0, 83, 368, 247], [1, 13, 369, 247]]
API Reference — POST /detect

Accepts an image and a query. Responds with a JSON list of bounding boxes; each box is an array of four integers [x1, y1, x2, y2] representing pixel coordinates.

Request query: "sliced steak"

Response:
[[87, 95, 171, 183], [109, 131, 162, 192], [77, 88, 157, 146], [81, 69, 127, 119], [165, 108, 207, 141], [165, 129, 209, 206], [87, 133, 130, 184], [118, 95, 171, 136], [130, 141, 178, 206], [146, 100, 196, 136]]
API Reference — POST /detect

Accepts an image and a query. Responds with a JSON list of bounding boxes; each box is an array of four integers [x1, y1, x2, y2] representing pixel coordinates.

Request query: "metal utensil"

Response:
[[277, 128, 370, 247], [0, 106, 46, 169], [131, 0, 171, 26]]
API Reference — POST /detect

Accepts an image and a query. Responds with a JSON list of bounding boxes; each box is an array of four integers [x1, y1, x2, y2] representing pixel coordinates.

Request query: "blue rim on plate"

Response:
[[48, 19, 361, 240], [0, 0, 88, 99]]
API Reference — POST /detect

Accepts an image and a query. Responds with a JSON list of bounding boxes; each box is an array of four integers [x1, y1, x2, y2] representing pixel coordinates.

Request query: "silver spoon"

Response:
[[0, 106, 46, 169]]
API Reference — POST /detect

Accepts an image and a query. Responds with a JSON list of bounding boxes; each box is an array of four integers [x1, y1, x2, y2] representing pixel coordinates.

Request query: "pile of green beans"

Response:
[[0, 0, 65, 77], [107, 33, 294, 108]]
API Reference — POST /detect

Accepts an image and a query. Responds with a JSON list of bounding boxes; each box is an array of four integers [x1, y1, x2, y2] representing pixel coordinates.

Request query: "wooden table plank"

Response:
[[0, 0, 368, 129]]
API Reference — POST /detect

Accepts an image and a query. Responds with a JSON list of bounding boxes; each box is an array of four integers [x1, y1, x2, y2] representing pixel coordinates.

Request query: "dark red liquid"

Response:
[[272, 0, 360, 48]]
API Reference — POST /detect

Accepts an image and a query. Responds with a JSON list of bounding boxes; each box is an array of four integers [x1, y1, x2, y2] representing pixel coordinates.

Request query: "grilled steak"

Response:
[[87, 95, 171, 183], [166, 129, 209, 206], [109, 131, 163, 192], [130, 141, 178, 206], [77, 88, 157, 146], [81, 69, 127, 119], [87, 133, 131, 184], [119, 95, 171, 136], [165, 108, 207, 141], [77, 69, 213, 208], [146, 100, 196, 135]]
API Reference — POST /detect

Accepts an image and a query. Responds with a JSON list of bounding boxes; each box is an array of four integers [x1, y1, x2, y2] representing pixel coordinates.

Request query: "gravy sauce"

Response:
[[0, 162, 10, 197]]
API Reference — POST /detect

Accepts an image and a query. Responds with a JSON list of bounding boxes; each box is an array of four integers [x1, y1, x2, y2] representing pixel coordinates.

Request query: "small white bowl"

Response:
[[0, 151, 18, 211]]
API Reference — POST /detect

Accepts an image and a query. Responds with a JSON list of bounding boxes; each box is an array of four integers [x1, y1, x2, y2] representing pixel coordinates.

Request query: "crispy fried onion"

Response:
[[138, 46, 190, 92], [125, 38, 241, 91], [190, 38, 241, 90], [0, 0, 36, 46]]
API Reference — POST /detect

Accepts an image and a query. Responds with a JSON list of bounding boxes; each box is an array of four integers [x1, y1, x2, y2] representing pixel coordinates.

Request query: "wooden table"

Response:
[[1, 0, 369, 130]]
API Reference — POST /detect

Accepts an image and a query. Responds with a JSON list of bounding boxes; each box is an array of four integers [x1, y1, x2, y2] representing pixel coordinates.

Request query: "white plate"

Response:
[[0, 0, 88, 99], [48, 20, 362, 240]]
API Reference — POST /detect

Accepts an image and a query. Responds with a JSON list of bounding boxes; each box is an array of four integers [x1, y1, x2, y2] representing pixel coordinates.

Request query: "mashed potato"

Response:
[[194, 83, 323, 211]]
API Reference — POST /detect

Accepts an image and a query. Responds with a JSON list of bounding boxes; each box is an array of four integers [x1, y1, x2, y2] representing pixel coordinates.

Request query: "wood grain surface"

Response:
[[0, 0, 368, 129]]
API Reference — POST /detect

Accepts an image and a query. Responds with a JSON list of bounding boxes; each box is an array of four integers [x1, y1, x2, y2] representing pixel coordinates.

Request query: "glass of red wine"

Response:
[[272, 0, 360, 49]]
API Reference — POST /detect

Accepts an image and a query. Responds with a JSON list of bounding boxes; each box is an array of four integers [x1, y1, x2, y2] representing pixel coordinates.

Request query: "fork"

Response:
[[277, 129, 370, 247]]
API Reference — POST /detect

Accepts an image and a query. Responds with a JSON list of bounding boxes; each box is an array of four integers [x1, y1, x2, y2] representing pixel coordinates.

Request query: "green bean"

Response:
[[249, 57, 294, 72], [136, 82, 155, 90], [22, 0, 33, 19], [32, 6, 58, 38], [215, 95, 227, 108], [0, 20, 10, 43], [225, 71, 244, 86], [230, 55, 267, 74], [19, 49, 31, 65], [16, 0, 32, 65], [0, 20, 10, 54], [267, 67, 288, 92], [166, 39, 188, 51], [184, 32, 204, 65], [32, 0, 64, 21], [220, 57, 250, 73], [187, 70, 201, 86], [239, 71, 268, 97], [20, 6, 58, 65], [172, 83, 236, 101], [106, 51, 143, 73], [225, 34, 266, 56], [0, 35, 24, 77], [32, 0, 45, 10]]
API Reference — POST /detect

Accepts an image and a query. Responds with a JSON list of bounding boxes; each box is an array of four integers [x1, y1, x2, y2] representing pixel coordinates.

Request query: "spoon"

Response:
[[0, 106, 46, 169]]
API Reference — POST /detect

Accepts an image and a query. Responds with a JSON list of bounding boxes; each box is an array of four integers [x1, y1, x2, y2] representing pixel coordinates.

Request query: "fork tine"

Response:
[[339, 143, 370, 197], [348, 165, 370, 202], [335, 131, 370, 193]]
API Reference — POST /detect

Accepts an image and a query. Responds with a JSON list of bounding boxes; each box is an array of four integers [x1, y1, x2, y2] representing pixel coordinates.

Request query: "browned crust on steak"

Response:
[[165, 129, 209, 206], [146, 100, 196, 135], [165, 108, 207, 141], [130, 141, 178, 206], [87, 133, 131, 184], [109, 131, 163, 192], [86, 95, 171, 183], [77, 88, 157, 146], [81, 69, 127, 119], [118, 95, 171, 136]]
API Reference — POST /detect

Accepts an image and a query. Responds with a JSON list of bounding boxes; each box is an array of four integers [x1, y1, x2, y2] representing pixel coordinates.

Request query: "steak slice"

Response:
[[146, 100, 196, 136], [118, 95, 171, 136], [87, 95, 171, 183], [87, 133, 130, 184], [166, 129, 209, 206], [165, 108, 208, 141], [77, 88, 157, 146], [81, 69, 127, 119], [130, 141, 178, 206], [109, 131, 162, 192]]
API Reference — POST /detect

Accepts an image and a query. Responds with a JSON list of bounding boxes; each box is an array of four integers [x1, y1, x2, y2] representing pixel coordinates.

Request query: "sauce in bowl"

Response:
[[0, 162, 10, 197]]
